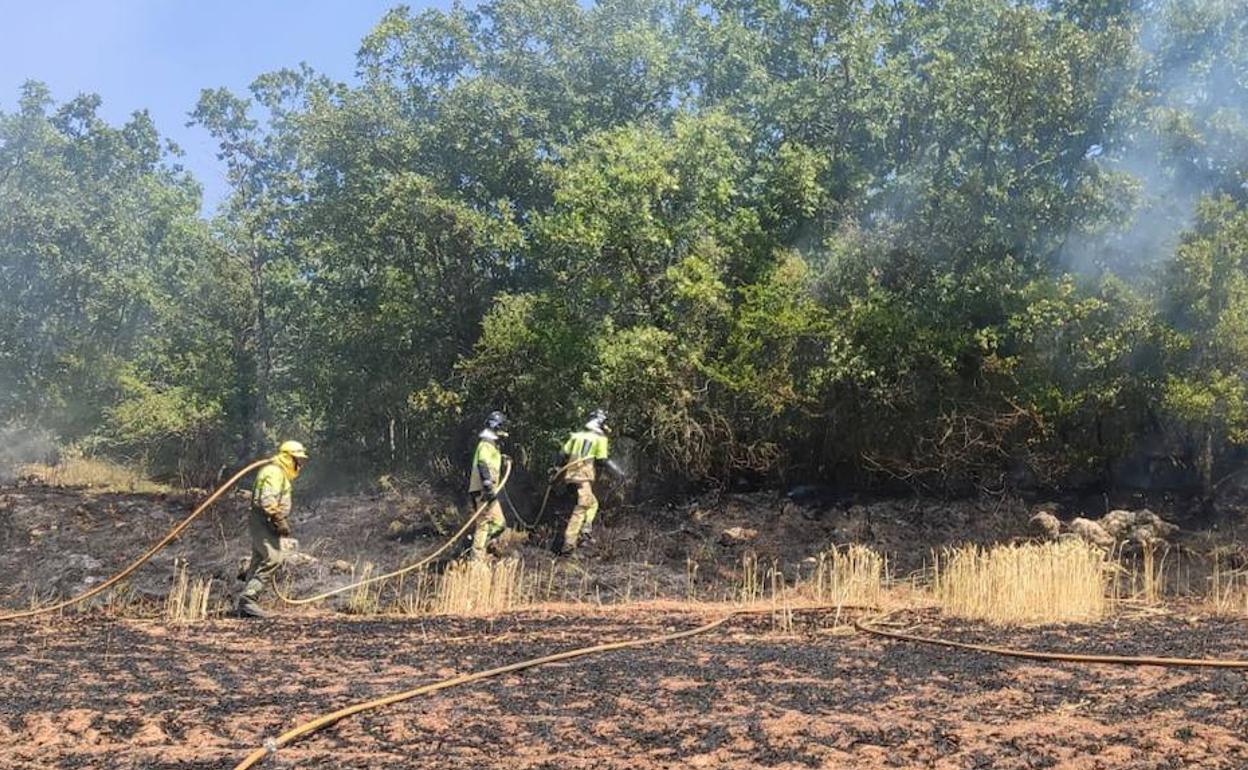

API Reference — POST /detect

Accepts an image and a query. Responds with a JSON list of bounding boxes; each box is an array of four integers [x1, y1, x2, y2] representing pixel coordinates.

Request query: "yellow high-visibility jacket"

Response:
[[561, 430, 609, 483], [469, 435, 503, 493], [252, 462, 292, 517]]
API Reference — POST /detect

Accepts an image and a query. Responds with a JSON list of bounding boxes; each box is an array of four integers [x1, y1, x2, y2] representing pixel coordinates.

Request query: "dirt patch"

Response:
[[2, 608, 1248, 769]]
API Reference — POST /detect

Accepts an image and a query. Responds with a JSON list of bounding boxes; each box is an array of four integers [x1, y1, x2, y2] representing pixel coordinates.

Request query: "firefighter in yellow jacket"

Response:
[[237, 440, 308, 618], [558, 408, 625, 554], [468, 411, 509, 558]]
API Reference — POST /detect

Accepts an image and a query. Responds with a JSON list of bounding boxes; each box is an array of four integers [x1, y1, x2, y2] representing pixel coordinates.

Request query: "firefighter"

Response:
[[237, 440, 308, 618], [557, 408, 625, 554], [468, 411, 510, 558]]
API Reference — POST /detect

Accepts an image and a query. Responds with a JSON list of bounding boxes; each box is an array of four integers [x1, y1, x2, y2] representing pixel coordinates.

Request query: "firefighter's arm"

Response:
[[258, 474, 293, 535], [478, 459, 497, 498], [549, 450, 570, 481], [592, 435, 622, 478]]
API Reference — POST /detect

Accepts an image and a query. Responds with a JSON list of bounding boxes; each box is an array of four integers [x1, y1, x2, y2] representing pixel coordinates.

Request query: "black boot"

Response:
[[237, 596, 268, 618]]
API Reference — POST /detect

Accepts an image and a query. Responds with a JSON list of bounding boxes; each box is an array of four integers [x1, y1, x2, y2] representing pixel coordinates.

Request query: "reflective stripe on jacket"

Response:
[[252, 462, 292, 517], [562, 430, 609, 483], [469, 438, 502, 493]]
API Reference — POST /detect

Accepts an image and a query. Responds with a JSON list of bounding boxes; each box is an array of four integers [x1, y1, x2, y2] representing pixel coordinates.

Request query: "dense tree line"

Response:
[[2, 0, 1247, 495]]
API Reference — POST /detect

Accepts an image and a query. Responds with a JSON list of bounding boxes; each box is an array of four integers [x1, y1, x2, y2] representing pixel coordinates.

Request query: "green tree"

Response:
[[0, 84, 205, 441], [1160, 197, 1248, 497]]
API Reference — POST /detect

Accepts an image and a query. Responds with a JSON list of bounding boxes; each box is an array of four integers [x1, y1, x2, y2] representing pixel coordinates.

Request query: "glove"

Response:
[[546, 466, 560, 482], [482, 482, 497, 501], [271, 513, 292, 537]]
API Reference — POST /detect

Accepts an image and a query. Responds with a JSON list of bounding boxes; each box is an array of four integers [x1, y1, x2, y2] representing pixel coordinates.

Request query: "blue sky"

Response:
[[0, 1, 444, 214]]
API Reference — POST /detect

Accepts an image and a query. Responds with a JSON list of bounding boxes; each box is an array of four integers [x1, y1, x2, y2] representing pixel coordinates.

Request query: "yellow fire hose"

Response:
[[217, 603, 1248, 768], [232, 605, 854, 770], [272, 461, 514, 606], [855, 617, 1248, 668], [0, 458, 270, 623], [523, 457, 593, 529], [530, 478, 559, 528]]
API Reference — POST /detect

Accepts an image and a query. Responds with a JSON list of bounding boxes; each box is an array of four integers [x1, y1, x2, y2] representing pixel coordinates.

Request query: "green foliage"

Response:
[[5, 0, 1248, 492], [0, 84, 216, 453], [1155, 197, 1248, 491]]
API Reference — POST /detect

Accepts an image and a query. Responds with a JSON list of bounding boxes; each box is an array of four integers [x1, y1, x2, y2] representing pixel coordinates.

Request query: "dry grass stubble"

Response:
[[932, 540, 1109, 625]]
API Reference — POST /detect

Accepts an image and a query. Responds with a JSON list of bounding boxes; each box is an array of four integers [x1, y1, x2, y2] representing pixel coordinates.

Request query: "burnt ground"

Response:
[[5, 470, 1248, 612], [0, 480, 1054, 611], [4, 607, 1248, 770]]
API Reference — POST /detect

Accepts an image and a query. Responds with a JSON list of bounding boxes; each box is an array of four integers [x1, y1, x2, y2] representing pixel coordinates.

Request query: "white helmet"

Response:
[[585, 408, 609, 434]]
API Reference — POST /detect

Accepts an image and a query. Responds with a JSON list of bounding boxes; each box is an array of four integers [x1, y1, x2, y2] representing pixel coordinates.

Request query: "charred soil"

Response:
[[4, 483, 1248, 768], [0, 480, 1044, 609], [3, 608, 1248, 769]]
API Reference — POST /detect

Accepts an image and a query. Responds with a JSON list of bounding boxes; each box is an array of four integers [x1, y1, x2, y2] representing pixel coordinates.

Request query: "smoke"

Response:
[[1061, 134, 1205, 278], [1061, 0, 1248, 278], [0, 424, 56, 483]]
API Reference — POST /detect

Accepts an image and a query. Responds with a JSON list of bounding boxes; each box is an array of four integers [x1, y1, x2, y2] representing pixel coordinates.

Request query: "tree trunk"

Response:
[[1199, 427, 1214, 501], [250, 246, 272, 455]]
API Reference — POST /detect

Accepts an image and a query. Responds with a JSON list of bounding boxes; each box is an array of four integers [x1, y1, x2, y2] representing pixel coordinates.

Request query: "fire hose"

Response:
[[854, 616, 1248, 669], [500, 458, 576, 530], [233, 612, 732, 769], [272, 460, 514, 606], [0, 458, 270, 623], [232, 605, 857, 770], [80, 589, 1248, 766]]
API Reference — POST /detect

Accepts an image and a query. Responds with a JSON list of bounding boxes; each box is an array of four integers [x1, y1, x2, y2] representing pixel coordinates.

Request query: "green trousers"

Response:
[[471, 495, 507, 558], [240, 506, 283, 601]]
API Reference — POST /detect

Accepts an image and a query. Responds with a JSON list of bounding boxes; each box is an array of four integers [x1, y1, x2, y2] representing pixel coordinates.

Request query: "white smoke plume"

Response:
[[1063, 0, 1248, 277], [0, 424, 57, 483]]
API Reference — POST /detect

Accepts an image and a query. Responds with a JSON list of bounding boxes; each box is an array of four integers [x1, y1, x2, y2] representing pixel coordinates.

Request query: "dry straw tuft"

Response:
[[809, 545, 887, 607], [346, 563, 383, 615], [933, 540, 1110, 625], [1114, 541, 1170, 605], [738, 551, 763, 604], [164, 560, 213, 623], [1205, 555, 1248, 616], [435, 557, 524, 615]]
